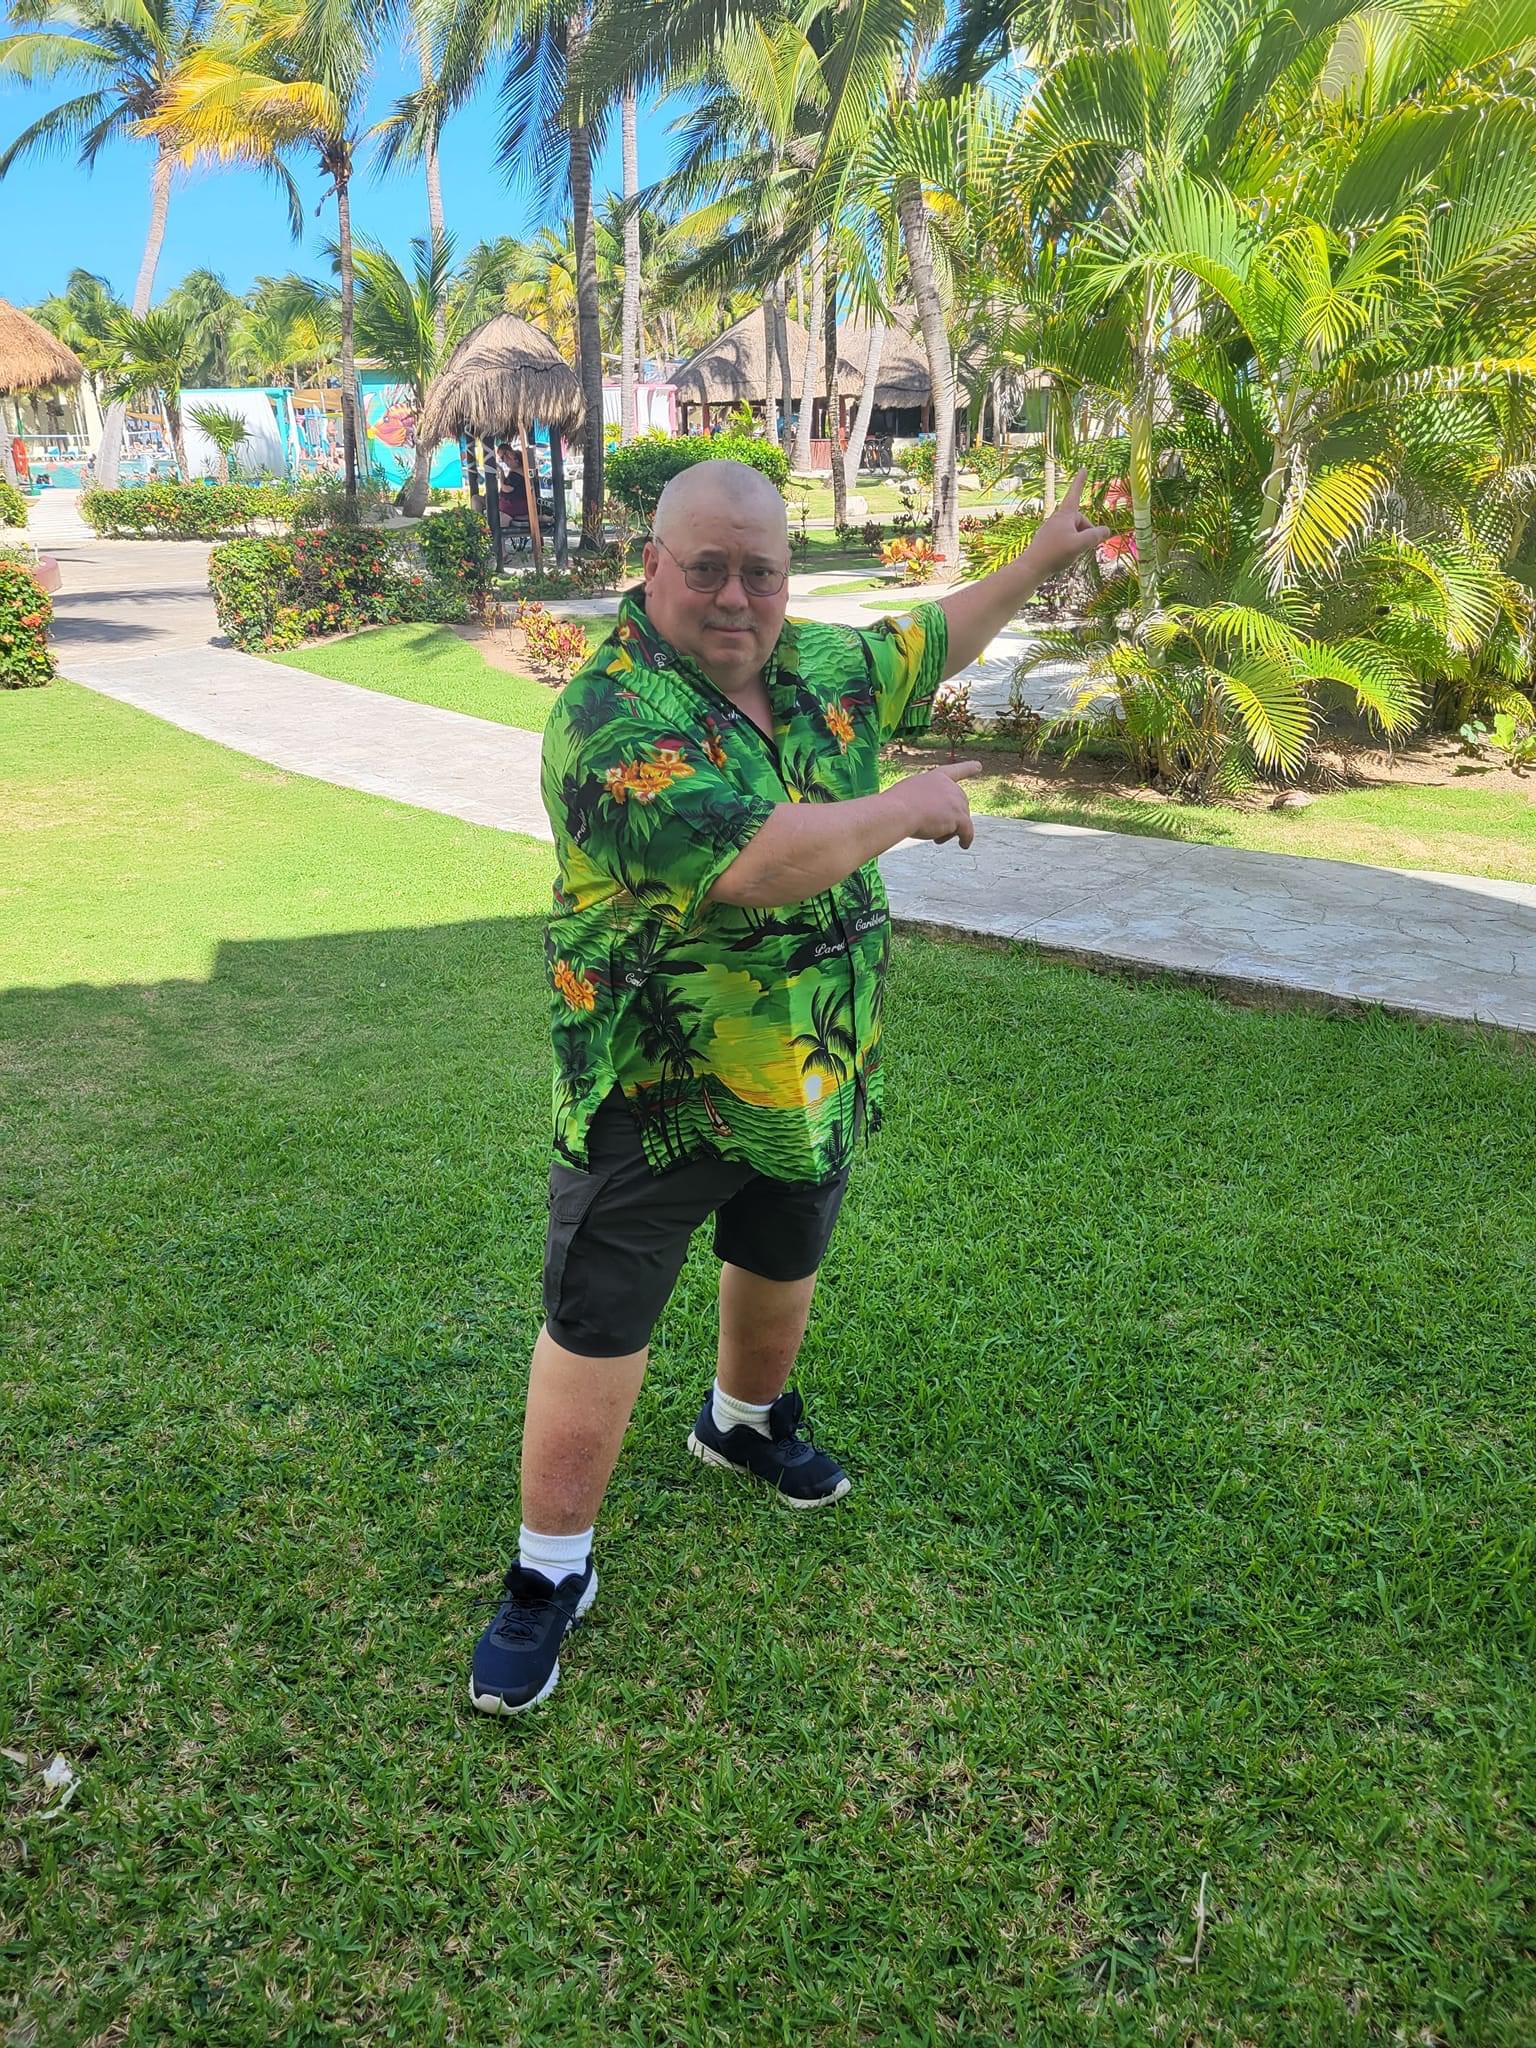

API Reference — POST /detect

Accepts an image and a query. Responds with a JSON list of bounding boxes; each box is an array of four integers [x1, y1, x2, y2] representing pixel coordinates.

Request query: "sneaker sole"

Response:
[[467, 1574, 598, 1716], [687, 1432, 852, 1508]]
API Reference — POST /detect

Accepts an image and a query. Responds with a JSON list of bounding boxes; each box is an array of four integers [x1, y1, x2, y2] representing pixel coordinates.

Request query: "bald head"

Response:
[[643, 458, 791, 694], [653, 459, 788, 546]]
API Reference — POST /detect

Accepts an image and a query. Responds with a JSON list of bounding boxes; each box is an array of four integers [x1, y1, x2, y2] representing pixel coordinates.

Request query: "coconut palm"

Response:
[[103, 304, 199, 477], [29, 268, 126, 397], [156, 0, 388, 512], [0, 0, 297, 485], [164, 267, 244, 382], [347, 232, 513, 512], [422, 0, 610, 548]]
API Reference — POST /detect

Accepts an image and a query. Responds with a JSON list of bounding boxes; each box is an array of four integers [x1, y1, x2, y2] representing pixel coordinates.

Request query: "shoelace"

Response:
[[492, 1572, 560, 1644]]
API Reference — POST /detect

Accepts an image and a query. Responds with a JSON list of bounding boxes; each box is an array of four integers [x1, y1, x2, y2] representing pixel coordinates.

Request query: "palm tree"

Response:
[[164, 266, 244, 382], [618, 83, 640, 440], [348, 232, 512, 512], [0, 0, 295, 485], [188, 399, 251, 477], [29, 268, 126, 398], [104, 305, 198, 477], [427, 0, 609, 547], [157, 0, 386, 513]]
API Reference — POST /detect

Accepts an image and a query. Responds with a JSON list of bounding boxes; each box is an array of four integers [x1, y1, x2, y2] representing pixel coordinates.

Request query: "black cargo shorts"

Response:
[[543, 1091, 850, 1357]]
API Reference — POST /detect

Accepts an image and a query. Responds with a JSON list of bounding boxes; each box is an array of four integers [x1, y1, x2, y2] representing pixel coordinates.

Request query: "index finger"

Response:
[[938, 759, 985, 780], [1062, 466, 1087, 511]]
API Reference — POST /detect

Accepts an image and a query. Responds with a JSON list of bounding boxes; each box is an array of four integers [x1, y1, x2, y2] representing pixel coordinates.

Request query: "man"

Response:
[[470, 458, 1107, 1714]]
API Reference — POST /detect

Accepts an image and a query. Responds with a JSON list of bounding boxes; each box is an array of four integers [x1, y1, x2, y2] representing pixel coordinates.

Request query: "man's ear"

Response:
[[641, 540, 660, 584]]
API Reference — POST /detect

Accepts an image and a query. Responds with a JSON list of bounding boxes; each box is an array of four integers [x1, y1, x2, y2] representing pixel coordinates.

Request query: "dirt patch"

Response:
[[448, 618, 536, 675]]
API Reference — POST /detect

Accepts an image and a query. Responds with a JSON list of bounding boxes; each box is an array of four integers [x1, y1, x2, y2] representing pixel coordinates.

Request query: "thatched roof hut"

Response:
[[0, 299, 85, 399], [416, 313, 585, 447], [672, 308, 935, 413]]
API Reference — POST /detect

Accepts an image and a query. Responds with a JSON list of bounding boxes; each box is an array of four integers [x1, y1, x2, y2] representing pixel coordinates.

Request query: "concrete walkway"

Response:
[[30, 489, 1536, 1036]]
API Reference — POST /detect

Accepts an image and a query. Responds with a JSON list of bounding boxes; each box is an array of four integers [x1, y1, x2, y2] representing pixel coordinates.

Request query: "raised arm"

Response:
[[936, 469, 1110, 679]]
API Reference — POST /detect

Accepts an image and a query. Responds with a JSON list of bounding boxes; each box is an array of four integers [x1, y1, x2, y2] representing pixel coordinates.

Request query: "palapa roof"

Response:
[[416, 313, 585, 446], [0, 298, 85, 398], [672, 308, 934, 408]]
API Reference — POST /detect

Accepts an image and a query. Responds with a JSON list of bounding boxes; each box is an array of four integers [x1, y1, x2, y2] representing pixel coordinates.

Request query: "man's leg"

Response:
[[520, 1325, 648, 1533], [715, 1263, 817, 1404], [687, 1254, 849, 1505]]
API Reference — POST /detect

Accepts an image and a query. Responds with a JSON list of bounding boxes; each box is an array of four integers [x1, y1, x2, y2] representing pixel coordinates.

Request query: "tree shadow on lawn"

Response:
[[5, 914, 1536, 2043]]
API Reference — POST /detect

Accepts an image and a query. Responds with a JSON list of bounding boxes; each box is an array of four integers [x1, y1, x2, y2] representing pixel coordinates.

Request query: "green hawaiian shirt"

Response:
[[540, 589, 949, 1184]]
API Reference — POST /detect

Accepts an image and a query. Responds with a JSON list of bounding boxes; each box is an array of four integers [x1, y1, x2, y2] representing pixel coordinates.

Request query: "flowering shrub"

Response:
[[0, 479, 28, 531], [880, 535, 940, 584], [82, 481, 304, 539], [209, 528, 459, 648], [0, 560, 55, 688], [514, 601, 589, 686]]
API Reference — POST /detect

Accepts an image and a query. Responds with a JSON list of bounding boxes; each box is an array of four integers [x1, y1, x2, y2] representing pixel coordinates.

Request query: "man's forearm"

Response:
[[937, 534, 1062, 678], [709, 789, 914, 910]]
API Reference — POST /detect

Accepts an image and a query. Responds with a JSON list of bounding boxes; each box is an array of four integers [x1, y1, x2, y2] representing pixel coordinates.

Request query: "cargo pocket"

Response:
[[542, 1162, 614, 1324]]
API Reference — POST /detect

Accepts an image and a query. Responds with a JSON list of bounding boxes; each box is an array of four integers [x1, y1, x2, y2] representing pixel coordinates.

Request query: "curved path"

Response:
[[30, 489, 1536, 1037]]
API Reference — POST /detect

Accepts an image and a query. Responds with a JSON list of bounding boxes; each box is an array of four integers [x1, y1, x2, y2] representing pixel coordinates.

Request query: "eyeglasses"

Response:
[[653, 535, 787, 596]]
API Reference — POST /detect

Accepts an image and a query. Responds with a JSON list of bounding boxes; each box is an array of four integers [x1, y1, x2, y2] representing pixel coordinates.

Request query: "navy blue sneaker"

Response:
[[687, 1388, 851, 1507], [469, 1559, 596, 1715]]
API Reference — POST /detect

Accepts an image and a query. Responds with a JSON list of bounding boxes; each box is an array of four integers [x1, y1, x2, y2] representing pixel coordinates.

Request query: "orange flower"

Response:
[[703, 731, 728, 769], [824, 703, 855, 751], [553, 959, 597, 1011], [603, 748, 696, 805]]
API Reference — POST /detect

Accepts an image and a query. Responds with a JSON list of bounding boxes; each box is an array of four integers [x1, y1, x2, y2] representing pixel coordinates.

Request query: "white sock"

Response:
[[712, 1381, 775, 1438], [519, 1523, 593, 1587]]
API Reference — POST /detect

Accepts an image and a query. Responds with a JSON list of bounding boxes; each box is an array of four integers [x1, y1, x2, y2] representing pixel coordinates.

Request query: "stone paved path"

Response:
[[29, 490, 1536, 1036]]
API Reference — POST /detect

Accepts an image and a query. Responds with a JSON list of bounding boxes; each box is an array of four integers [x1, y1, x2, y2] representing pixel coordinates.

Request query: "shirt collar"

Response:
[[615, 589, 786, 702]]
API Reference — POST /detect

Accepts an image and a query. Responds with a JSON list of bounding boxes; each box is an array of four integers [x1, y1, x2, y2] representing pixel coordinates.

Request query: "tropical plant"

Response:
[[188, 399, 252, 479], [156, 0, 385, 512], [103, 304, 199, 478], [0, 480, 30, 531], [424, 0, 609, 548], [0, 0, 299, 485]]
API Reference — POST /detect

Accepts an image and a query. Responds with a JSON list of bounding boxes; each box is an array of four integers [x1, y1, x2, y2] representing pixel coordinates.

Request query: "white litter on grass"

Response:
[[35, 1755, 81, 1819]]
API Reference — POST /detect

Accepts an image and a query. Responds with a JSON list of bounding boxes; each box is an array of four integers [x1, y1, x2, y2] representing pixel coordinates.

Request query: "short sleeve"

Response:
[[553, 713, 777, 928], [866, 601, 949, 740]]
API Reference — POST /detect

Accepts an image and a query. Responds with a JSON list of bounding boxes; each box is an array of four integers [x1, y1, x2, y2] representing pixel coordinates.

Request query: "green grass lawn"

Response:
[[273, 622, 563, 732], [4, 680, 1536, 2044]]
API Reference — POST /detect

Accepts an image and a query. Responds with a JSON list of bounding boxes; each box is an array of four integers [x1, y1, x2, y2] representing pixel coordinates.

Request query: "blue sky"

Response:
[[1, 42, 682, 307]]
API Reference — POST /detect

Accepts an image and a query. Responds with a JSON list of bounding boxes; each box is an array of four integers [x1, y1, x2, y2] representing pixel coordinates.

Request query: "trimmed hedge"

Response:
[[82, 481, 307, 539], [0, 561, 54, 688], [604, 431, 791, 523], [209, 512, 493, 650]]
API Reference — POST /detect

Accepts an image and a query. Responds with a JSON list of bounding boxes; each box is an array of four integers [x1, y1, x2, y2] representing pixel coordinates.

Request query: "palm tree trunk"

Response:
[[98, 142, 176, 491], [761, 298, 777, 439], [898, 185, 958, 571], [842, 320, 885, 497], [793, 241, 823, 472], [415, 5, 447, 353], [568, 102, 605, 546], [773, 277, 794, 454], [335, 152, 361, 516], [824, 267, 845, 528], [404, 430, 434, 517], [164, 397, 189, 484], [620, 87, 641, 443]]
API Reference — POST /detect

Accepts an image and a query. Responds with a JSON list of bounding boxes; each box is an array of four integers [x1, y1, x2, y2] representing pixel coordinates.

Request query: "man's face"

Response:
[[642, 490, 790, 693]]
